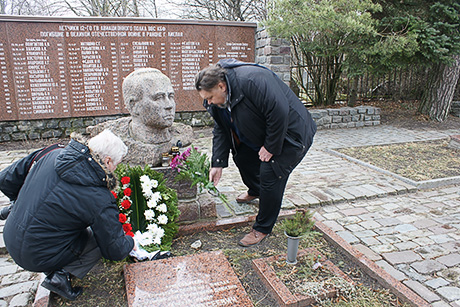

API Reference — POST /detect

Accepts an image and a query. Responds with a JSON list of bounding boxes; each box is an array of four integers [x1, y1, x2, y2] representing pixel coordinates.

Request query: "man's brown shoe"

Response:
[[238, 229, 268, 247], [236, 192, 259, 203]]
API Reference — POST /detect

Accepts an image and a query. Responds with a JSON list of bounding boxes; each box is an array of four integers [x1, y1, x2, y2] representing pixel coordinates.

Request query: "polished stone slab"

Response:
[[124, 250, 252, 307]]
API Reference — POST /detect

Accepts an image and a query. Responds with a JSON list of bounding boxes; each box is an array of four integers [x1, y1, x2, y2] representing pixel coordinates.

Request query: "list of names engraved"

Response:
[[0, 18, 255, 121], [124, 251, 253, 306]]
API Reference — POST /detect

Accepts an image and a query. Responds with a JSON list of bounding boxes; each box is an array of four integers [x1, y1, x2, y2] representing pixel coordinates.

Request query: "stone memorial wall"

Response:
[[0, 16, 256, 122]]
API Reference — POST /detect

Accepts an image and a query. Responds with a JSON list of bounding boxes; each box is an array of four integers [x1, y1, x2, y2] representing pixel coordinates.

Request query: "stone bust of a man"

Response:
[[123, 68, 176, 144], [87, 68, 193, 166]]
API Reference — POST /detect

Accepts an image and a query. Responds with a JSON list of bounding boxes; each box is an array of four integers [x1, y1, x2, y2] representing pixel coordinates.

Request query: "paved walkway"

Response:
[[0, 124, 459, 306]]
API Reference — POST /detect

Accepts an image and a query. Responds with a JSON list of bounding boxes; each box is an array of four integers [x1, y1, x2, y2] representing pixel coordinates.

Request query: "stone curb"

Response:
[[177, 209, 300, 237], [32, 274, 49, 307], [326, 148, 460, 190]]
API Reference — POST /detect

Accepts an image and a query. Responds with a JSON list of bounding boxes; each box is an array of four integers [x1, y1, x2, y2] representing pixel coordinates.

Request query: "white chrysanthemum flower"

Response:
[[147, 223, 165, 245], [137, 231, 154, 246], [140, 175, 150, 184], [147, 198, 157, 209], [150, 179, 158, 188], [157, 203, 167, 213], [142, 187, 154, 199], [153, 236, 162, 245], [157, 227, 165, 239], [141, 176, 155, 197], [151, 191, 162, 203], [141, 181, 151, 190], [144, 182, 153, 191], [154, 228, 165, 244], [158, 214, 168, 225], [144, 209, 155, 220], [147, 223, 159, 233]]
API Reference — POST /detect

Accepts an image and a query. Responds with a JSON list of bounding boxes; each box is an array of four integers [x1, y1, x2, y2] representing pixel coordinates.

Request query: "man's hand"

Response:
[[209, 167, 223, 186], [259, 146, 273, 162]]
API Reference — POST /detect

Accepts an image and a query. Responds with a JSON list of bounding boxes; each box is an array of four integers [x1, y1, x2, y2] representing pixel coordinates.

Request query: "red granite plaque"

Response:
[[124, 250, 253, 306], [0, 16, 256, 120], [0, 21, 18, 120]]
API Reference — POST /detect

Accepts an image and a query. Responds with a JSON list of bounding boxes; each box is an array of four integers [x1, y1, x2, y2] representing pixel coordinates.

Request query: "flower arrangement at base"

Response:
[[114, 164, 180, 252], [171, 146, 227, 203]]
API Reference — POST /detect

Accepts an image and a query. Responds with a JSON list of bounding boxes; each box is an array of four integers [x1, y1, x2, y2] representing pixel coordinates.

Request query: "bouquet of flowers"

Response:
[[171, 146, 227, 203], [113, 164, 180, 252]]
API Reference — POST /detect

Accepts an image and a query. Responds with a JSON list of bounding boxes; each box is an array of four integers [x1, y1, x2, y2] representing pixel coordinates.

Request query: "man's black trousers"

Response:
[[232, 142, 305, 234]]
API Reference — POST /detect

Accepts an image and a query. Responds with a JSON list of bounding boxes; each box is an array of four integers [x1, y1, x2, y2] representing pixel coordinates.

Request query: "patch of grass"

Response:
[[337, 139, 460, 181], [319, 286, 408, 307], [273, 253, 329, 287], [271, 249, 409, 307]]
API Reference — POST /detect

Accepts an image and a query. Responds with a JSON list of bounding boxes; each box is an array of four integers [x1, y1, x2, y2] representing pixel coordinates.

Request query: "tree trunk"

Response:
[[348, 76, 359, 107], [0, 0, 6, 14], [418, 55, 460, 122]]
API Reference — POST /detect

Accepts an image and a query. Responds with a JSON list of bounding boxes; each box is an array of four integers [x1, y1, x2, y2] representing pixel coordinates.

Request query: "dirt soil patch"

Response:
[[50, 224, 409, 307], [337, 139, 460, 181]]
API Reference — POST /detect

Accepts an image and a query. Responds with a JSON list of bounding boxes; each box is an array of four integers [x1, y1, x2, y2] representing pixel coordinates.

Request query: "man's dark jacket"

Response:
[[0, 139, 133, 273], [204, 59, 317, 178]]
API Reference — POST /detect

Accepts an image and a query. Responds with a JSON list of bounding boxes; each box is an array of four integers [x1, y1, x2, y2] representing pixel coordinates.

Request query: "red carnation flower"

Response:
[[126, 231, 134, 237], [123, 223, 132, 233], [121, 176, 130, 185], [124, 188, 132, 197], [111, 191, 117, 199], [119, 213, 127, 224], [121, 199, 131, 210]]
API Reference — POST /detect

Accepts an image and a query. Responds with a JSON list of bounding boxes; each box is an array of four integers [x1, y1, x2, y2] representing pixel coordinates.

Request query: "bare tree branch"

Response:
[[173, 0, 267, 21]]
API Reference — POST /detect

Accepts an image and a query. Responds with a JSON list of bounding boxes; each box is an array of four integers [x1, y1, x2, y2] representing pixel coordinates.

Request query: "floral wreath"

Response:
[[113, 164, 179, 252]]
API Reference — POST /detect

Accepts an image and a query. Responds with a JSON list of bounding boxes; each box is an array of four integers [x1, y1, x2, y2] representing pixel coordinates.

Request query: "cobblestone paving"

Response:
[[196, 125, 460, 307], [0, 124, 459, 306]]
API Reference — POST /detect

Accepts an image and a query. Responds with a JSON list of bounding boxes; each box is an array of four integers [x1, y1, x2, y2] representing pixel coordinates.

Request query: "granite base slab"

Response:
[[123, 250, 253, 307]]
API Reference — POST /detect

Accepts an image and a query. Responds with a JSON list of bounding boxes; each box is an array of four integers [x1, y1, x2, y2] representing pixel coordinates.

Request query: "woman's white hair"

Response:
[[87, 130, 127, 165]]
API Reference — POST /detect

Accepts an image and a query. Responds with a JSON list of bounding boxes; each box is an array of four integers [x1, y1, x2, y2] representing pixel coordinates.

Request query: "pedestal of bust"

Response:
[[86, 117, 194, 166], [154, 167, 217, 223]]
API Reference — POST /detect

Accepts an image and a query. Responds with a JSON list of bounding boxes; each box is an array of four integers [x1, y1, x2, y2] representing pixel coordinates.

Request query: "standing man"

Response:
[[0, 130, 135, 301], [195, 59, 317, 247]]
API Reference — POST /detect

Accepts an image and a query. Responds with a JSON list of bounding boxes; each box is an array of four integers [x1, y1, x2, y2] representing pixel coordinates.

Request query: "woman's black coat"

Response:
[[0, 139, 133, 273]]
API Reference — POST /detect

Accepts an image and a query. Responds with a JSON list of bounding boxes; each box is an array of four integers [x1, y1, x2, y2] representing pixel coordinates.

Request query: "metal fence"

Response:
[[294, 65, 460, 105]]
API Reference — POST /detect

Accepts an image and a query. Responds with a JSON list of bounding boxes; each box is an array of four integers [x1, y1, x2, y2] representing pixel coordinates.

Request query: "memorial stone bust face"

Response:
[[123, 68, 176, 129], [88, 67, 193, 166]]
